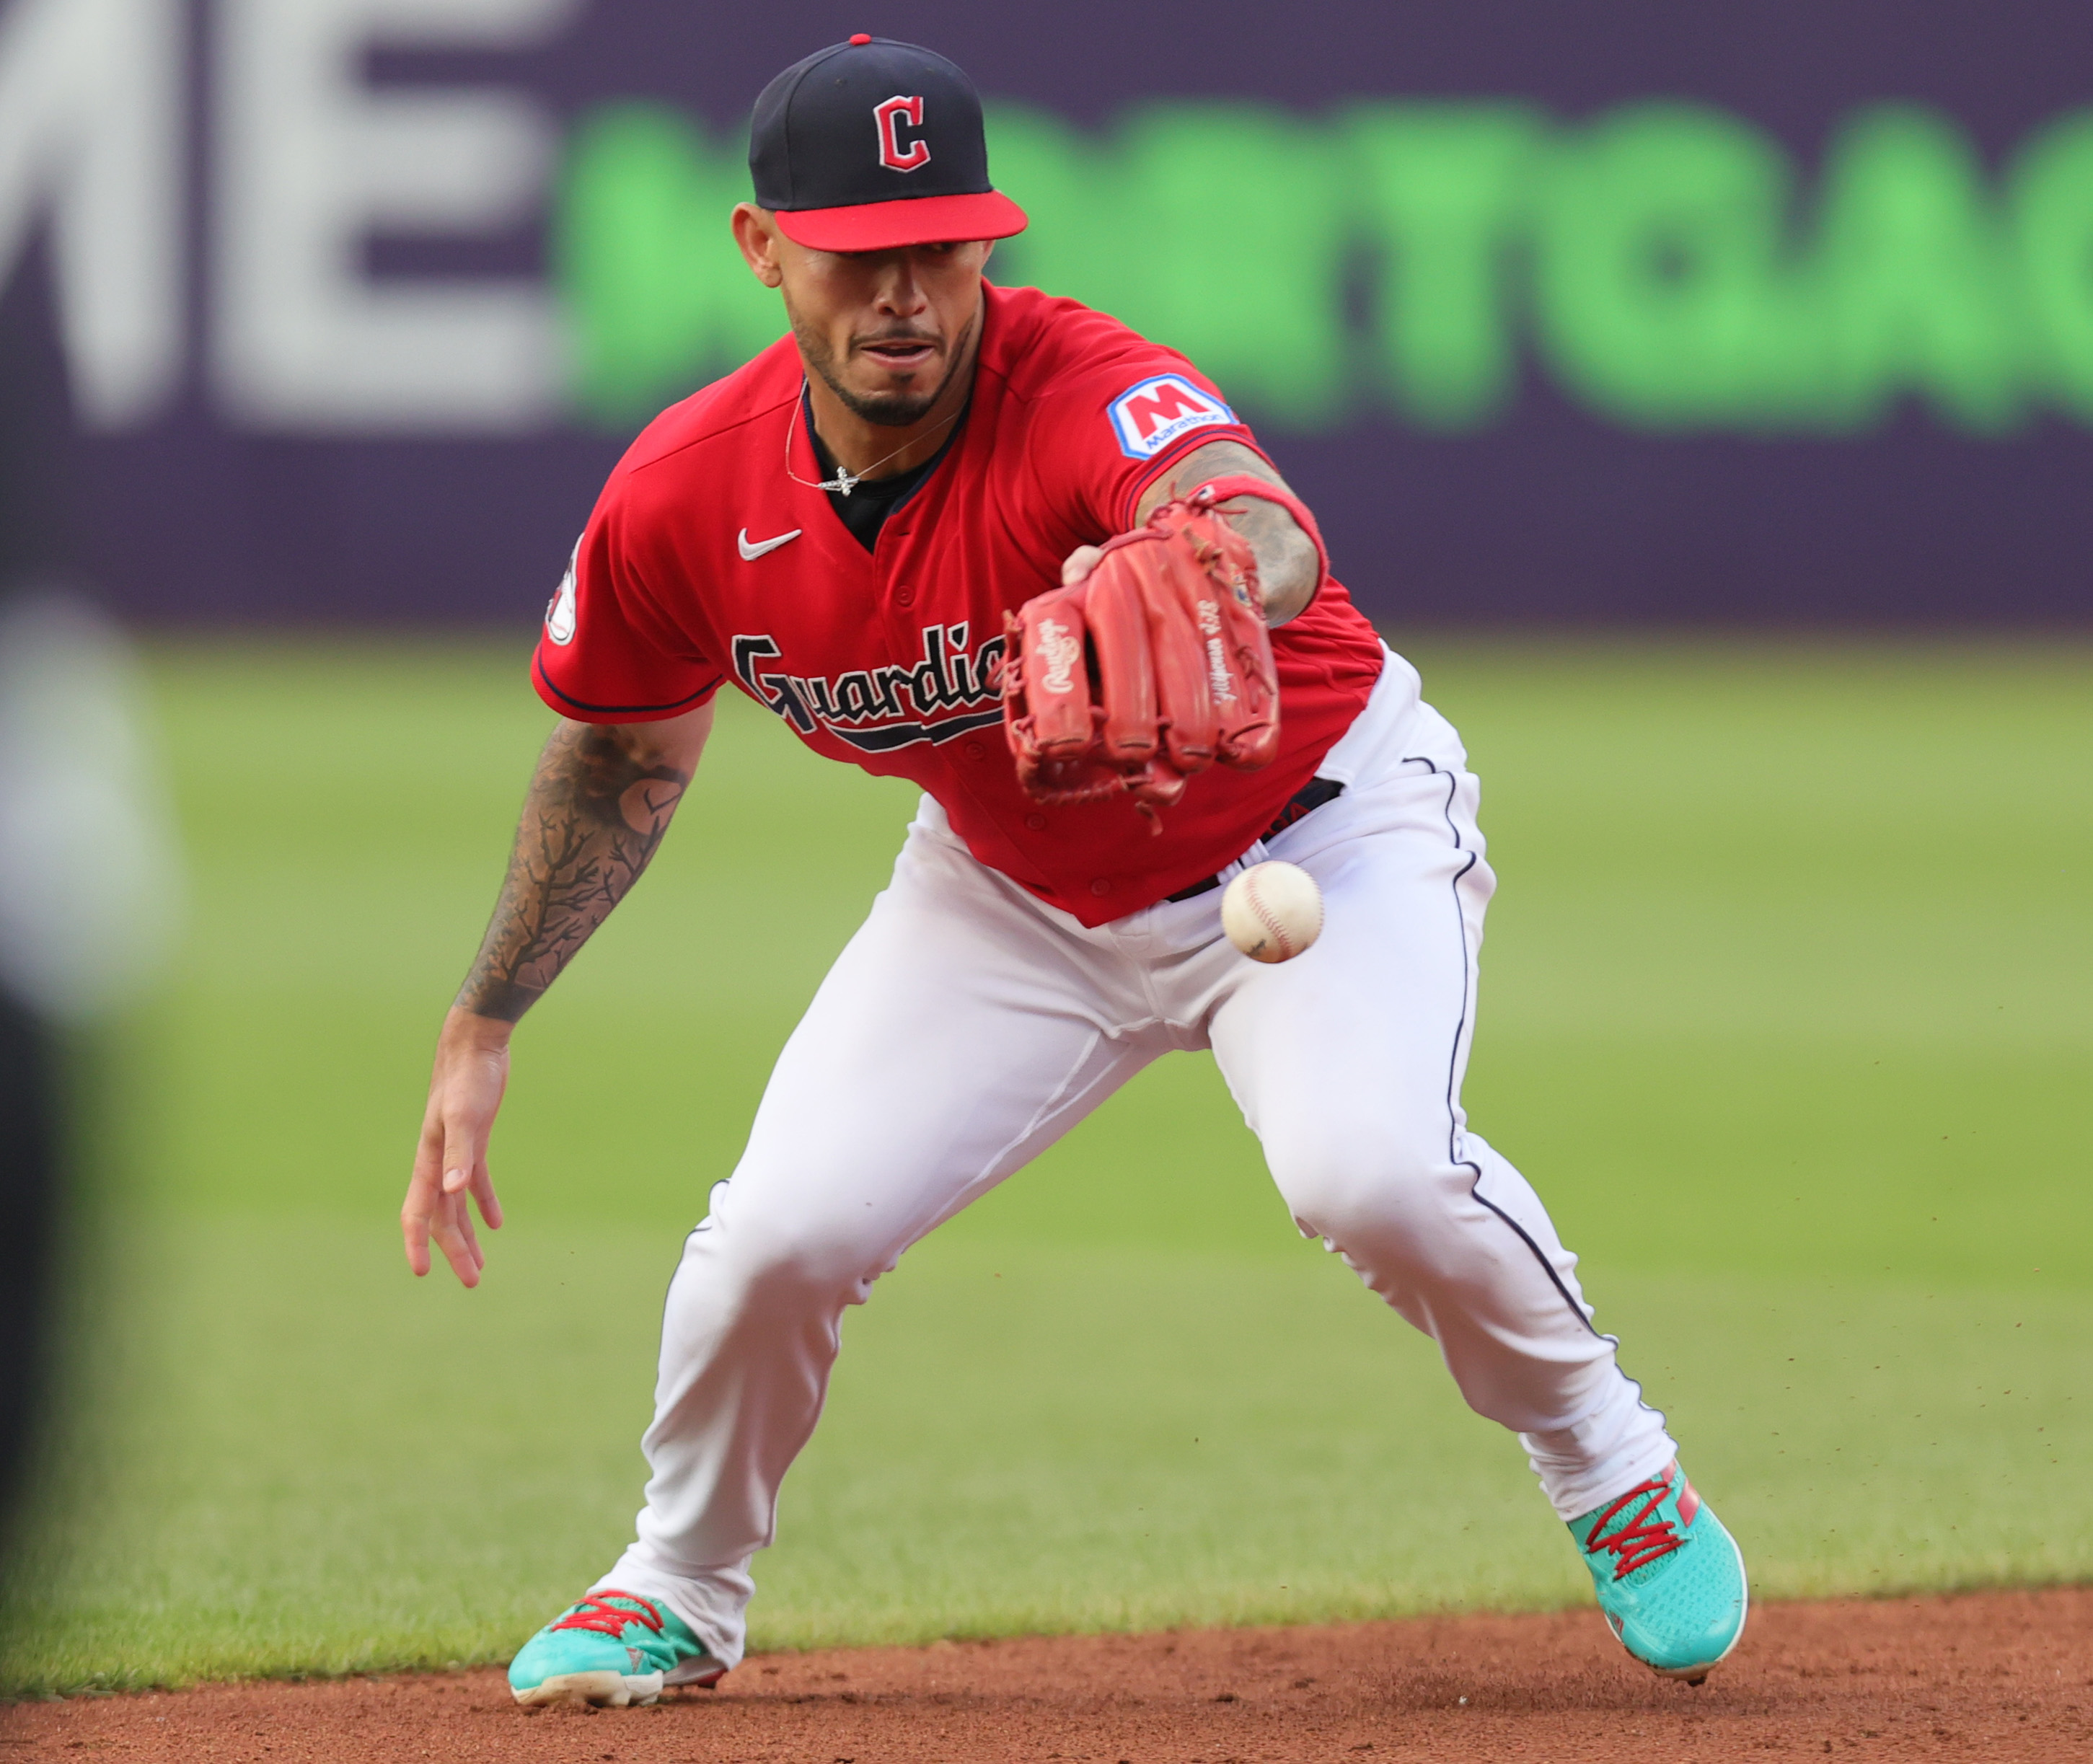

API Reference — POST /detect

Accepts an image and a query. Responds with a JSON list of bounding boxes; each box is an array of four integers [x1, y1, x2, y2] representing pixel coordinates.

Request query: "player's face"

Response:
[[736, 208, 992, 428]]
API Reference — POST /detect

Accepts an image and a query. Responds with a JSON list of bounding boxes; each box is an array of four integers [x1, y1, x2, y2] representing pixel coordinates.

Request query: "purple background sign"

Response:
[[7, 0, 2093, 626]]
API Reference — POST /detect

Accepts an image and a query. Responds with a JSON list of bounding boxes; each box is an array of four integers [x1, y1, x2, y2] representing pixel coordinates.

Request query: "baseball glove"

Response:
[[1001, 490, 1282, 821]]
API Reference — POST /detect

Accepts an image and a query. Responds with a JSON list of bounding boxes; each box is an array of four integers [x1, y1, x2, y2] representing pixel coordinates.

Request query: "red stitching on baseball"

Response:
[[1247, 870, 1294, 958]]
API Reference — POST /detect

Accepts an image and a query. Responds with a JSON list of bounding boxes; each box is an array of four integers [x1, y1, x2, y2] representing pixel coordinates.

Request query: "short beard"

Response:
[[792, 309, 977, 428]]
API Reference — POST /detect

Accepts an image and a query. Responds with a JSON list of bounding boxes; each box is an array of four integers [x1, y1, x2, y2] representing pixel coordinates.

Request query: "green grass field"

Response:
[[2, 634, 2087, 1695]]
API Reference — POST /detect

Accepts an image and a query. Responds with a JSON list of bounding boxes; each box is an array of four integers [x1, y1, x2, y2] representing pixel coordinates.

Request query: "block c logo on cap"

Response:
[[874, 95, 930, 172], [1107, 374, 1236, 459]]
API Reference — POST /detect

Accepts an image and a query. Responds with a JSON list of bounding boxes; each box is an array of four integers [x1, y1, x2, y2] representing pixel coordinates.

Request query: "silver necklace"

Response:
[[785, 384, 962, 498]]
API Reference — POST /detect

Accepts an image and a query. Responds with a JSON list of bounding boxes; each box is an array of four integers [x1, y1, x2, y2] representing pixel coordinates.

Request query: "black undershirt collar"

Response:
[[805, 392, 967, 552]]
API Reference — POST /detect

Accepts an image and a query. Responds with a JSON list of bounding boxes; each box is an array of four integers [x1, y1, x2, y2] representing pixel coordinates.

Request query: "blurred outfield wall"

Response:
[[3, 0, 2092, 624]]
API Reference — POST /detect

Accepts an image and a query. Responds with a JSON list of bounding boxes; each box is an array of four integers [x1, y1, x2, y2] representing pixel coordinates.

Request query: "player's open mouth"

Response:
[[858, 338, 940, 371]]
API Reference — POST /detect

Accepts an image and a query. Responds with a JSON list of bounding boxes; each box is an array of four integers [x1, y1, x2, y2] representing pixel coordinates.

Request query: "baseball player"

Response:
[[400, 36, 1748, 1708]]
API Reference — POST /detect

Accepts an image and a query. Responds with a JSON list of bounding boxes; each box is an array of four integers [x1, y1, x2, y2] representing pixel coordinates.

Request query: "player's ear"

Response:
[[732, 204, 786, 289]]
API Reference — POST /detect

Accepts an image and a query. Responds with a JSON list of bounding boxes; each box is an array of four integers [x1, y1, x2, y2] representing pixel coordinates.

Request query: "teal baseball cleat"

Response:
[[507, 1589, 724, 1708], [1569, 1463, 1748, 1683]]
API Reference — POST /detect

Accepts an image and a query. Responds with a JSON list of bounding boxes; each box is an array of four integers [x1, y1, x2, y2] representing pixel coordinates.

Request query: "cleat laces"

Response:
[[550, 1591, 665, 1639], [1585, 1476, 1688, 1580]]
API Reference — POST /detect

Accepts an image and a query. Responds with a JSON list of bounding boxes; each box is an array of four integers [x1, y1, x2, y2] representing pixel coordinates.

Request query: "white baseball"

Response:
[[1220, 860, 1323, 963]]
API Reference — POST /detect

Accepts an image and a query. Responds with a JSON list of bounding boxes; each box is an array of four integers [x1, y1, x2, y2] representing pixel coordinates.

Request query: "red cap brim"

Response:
[[772, 190, 1028, 252]]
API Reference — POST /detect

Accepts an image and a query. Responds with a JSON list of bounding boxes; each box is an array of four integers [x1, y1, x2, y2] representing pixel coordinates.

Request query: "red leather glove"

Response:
[[1002, 490, 1283, 822]]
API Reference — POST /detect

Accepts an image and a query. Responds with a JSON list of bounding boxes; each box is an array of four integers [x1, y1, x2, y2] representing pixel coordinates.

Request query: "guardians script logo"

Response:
[[731, 623, 1005, 752]]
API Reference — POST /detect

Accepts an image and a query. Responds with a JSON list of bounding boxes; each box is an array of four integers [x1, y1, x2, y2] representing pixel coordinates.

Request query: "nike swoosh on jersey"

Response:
[[738, 527, 803, 560]]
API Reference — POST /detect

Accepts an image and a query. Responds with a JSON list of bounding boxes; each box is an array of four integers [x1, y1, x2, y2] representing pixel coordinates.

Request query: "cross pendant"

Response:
[[819, 468, 860, 498]]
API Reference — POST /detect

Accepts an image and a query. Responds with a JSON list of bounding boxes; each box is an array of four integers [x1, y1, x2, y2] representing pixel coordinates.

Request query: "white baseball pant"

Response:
[[602, 650, 1677, 1665]]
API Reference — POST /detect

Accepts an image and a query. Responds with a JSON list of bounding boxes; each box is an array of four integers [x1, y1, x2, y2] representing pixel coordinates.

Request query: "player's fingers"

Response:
[[454, 1190, 485, 1271], [403, 1093, 453, 1276], [470, 1160, 504, 1232], [1061, 544, 1104, 587], [401, 1132, 445, 1276], [400, 1178, 434, 1278], [448, 1187, 483, 1269], [430, 1190, 483, 1289]]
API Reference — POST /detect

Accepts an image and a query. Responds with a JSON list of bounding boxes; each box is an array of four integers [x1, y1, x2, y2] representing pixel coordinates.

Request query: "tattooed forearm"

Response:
[[1141, 439, 1321, 626], [456, 720, 693, 1023]]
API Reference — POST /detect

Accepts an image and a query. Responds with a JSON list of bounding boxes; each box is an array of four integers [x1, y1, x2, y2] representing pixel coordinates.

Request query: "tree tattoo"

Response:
[[455, 722, 691, 1022]]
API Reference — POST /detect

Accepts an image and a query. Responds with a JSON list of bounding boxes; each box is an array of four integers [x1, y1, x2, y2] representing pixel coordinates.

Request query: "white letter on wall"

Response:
[[0, 0, 182, 429], [214, 0, 578, 432]]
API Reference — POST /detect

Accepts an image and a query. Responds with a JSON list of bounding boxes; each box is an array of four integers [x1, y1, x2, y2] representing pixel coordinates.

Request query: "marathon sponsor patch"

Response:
[[1106, 374, 1235, 460]]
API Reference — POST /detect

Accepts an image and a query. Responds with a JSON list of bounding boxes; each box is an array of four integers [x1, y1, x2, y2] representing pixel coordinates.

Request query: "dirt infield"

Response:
[[6, 1588, 2089, 1761]]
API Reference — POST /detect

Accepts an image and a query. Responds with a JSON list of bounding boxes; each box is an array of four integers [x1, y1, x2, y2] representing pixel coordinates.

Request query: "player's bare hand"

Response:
[[1060, 544, 1106, 587], [403, 1007, 511, 1287]]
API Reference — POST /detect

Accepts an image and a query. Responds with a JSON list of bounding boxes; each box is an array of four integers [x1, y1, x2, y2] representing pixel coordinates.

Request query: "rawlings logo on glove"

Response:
[[1001, 488, 1285, 823]]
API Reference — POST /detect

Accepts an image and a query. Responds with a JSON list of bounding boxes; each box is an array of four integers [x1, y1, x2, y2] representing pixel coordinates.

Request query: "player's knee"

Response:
[[1271, 1129, 1468, 1255], [717, 1209, 885, 1302]]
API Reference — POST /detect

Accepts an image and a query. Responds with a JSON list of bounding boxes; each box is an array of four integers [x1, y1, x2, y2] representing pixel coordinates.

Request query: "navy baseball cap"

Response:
[[749, 35, 1028, 252]]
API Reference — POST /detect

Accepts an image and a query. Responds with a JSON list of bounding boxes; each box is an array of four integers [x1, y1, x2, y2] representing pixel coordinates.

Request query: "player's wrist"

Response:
[[442, 1001, 521, 1046]]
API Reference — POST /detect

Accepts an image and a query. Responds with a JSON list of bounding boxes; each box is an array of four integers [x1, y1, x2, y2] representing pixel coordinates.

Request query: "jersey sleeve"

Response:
[[1026, 335, 1270, 539], [531, 482, 726, 723]]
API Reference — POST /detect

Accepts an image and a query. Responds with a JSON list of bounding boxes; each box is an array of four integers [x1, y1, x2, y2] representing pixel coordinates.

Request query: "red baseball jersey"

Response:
[[534, 283, 1384, 927]]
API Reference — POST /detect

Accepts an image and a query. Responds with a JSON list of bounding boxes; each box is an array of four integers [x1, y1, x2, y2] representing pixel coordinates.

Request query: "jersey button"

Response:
[[1089, 878, 1111, 897], [964, 740, 986, 761], [894, 584, 915, 607], [1025, 812, 1047, 831]]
